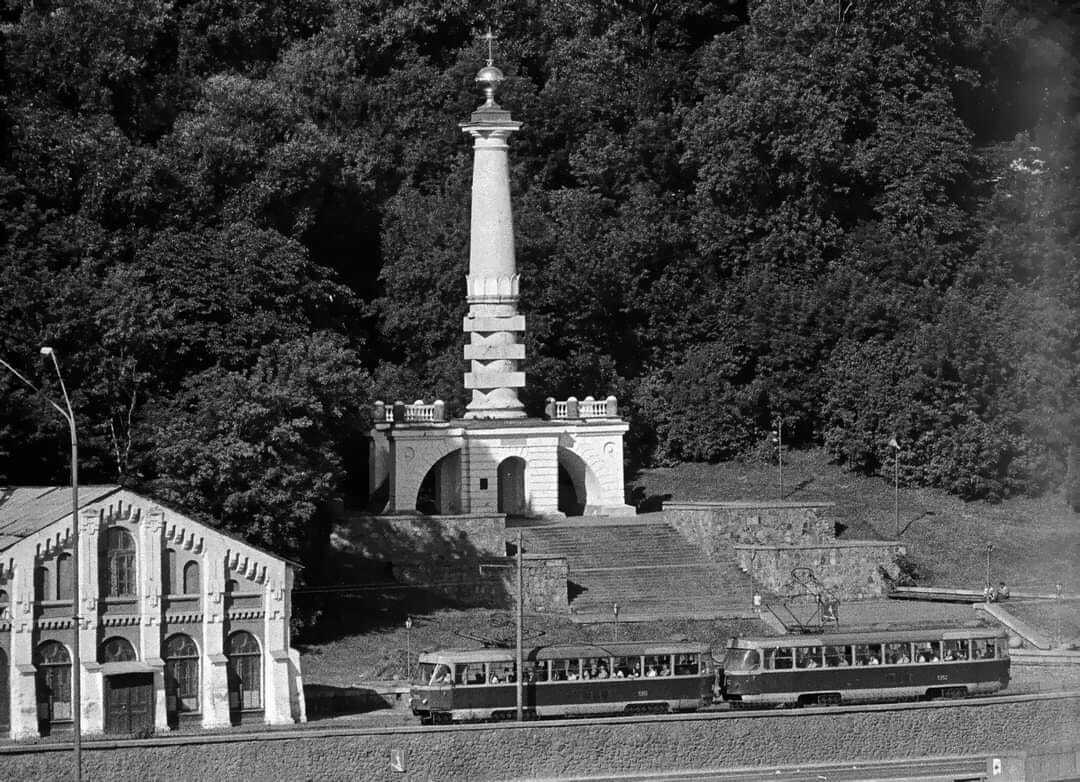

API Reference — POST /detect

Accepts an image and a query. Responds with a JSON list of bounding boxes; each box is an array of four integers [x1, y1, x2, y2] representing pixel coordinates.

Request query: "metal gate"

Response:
[[104, 673, 153, 735]]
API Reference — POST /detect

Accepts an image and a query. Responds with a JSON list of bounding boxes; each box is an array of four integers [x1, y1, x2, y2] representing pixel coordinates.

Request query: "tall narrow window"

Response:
[[106, 527, 136, 597], [100, 637, 136, 662], [56, 553, 73, 601], [35, 566, 51, 602], [226, 631, 261, 711], [166, 549, 177, 595], [0, 588, 8, 619], [183, 561, 200, 595], [165, 634, 200, 714], [35, 641, 72, 721]]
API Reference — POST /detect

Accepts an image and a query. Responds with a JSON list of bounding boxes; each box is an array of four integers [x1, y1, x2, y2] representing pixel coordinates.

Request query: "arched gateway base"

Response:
[[369, 406, 635, 518]]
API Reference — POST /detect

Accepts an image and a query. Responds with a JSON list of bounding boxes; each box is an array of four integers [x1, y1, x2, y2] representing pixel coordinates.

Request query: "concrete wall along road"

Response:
[[2, 694, 1077, 781]]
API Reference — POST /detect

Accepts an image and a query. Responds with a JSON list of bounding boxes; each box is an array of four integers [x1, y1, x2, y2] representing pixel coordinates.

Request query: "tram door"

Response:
[[497, 457, 526, 515], [104, 673, 154, 734]]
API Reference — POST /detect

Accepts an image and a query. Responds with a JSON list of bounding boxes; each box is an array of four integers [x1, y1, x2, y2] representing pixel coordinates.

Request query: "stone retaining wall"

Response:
[[735, 541, 906, 599], [2, 694, 1076, 781], [665, 501, 836, 556]]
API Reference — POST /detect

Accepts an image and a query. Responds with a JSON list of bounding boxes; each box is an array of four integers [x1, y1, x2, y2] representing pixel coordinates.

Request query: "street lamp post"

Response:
[[985, 544, 993, 599], [1, 348, 81, 781], [41, 347, 81, 782], [771, 419, 783, 499], [405, 616, 412, 680], [888, 437, 900, 538]]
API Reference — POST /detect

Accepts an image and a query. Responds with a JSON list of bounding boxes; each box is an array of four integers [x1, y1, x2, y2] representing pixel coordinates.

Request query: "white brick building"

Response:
[[0, 486, 305, 738]]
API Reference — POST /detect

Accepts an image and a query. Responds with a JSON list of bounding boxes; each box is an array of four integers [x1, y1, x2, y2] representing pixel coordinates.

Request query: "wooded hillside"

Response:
[[2, 0, 1077, 558]]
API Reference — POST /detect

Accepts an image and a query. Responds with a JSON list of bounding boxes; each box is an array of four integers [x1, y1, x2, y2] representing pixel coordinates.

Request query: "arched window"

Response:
[[35, 566, 51, 602], [183, 561, 201, 595], [106, 527, 136, 597], [226, 631, 261, 711], [35, 641, 72, 721], [166, 549, 177, 595], [0, 588, 9, 620], [100, 637, 136, 663], [224, 579, 238, 594], [164, 634, 200, 714], [56, 553, 73, 601]]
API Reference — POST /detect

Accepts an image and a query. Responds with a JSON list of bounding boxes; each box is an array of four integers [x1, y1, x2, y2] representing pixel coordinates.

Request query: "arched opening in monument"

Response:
[[558, 465, 585, 517], [557, 447, 601, 517], [497, 456, 527, 516], [416, 450, 462, 515]]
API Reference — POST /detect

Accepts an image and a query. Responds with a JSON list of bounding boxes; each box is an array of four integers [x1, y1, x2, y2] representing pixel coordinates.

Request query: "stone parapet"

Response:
[[735, 541, 906, 600]]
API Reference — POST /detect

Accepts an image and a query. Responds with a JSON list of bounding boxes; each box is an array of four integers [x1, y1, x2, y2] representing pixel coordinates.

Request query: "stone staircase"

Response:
[[513, 515, 757, 622]]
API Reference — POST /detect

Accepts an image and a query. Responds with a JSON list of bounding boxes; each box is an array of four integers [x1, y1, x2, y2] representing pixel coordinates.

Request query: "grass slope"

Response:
[[299, 448, 1080, 687], [633, 448, 1080, 593]]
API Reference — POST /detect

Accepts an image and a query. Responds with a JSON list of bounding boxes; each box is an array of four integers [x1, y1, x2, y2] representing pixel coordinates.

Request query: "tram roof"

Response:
[[416, 640, 711, 665], [727, 626, 1007, 648]]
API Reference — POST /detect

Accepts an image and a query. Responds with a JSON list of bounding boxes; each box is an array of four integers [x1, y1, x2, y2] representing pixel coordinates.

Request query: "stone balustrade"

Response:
[[545, 395, 618, 420], [373, 399, 448, 424]]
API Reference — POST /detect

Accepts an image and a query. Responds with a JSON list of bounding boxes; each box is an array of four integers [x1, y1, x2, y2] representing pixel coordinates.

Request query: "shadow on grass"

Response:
[[294, 513, 515, 644], [626, 483, 671, 513]]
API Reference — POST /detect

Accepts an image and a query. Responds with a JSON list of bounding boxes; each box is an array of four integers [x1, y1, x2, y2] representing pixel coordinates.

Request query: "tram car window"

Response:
[[457, 662, 486, 685], [824, 645, 850, 667], [972, 638, 996, 659], [943, 639, 970, 661], [768, 647, 794, 669], [525, 660, 547, 682], [914, 641, 941, 662], [643, 654, 669, 676], [612, 656, 636, 678], [796, 646, 822, 668], [726, 648, 760, 672], [884, 642, 910, 664], [674, 653, 700, 675]]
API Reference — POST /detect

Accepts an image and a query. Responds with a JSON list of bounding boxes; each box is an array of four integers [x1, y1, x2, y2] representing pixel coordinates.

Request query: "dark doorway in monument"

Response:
[[558, 465, 584, 516], [416, 450, 462, 515], [497, 456, 527, 515], [557, 447, 599, 518]]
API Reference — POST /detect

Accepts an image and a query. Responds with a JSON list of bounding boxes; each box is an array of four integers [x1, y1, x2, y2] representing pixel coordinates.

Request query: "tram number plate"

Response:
[[638, 690, 649, 697], [936, 674, 949, 681]]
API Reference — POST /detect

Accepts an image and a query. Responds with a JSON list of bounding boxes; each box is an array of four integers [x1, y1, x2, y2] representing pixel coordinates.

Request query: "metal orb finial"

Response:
[[475, 29, 503, 106]]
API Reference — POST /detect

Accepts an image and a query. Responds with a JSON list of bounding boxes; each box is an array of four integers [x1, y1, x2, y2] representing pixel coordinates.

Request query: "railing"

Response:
[[373, 400, 447, 424], [546, 396, 619, 420]]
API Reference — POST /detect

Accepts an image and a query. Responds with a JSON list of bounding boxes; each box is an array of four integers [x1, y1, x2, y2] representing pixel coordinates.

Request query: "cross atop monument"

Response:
[[483, 28, 496, 66]]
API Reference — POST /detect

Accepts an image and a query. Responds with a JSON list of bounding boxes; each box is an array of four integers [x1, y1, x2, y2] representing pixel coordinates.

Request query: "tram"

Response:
[[409, 641, 714, 723], [721, 627, 1010, 707]]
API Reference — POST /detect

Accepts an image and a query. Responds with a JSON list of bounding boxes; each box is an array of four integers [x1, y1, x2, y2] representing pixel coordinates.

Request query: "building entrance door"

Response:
[[104, 673, 154, 734], [497, 457, 526, 515]]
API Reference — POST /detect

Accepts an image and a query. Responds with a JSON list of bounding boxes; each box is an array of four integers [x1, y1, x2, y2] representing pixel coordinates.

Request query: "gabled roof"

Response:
[[0, 485, 121, 551]]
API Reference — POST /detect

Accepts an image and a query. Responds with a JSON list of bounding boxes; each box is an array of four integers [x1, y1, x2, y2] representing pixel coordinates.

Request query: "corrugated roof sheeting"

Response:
[[0, 485, 120, 551]]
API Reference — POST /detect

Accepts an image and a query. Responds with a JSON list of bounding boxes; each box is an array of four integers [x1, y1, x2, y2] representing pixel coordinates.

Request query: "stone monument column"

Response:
[[461, 58, 526, 419]]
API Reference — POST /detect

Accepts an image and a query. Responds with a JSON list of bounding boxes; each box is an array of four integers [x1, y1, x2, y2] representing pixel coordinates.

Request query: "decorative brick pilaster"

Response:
[[9, 562, 38, 739], [201, 552, 230, 728]]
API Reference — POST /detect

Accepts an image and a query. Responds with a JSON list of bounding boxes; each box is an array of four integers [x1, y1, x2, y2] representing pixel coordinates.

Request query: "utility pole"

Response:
[[516, 528, 523, 721]]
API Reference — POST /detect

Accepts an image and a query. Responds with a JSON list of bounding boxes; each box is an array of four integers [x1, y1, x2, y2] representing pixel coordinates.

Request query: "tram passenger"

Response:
[[646, 665, 658, 678], [660, 664, 670, 676], [597, 664, 609, 679]]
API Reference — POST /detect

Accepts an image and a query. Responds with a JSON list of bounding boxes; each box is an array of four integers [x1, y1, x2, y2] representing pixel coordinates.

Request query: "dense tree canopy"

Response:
[[2, 0, 1078, 562]]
